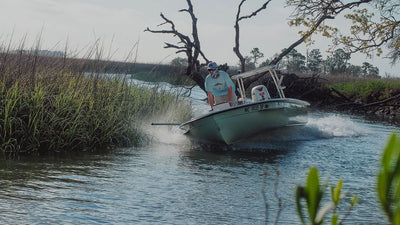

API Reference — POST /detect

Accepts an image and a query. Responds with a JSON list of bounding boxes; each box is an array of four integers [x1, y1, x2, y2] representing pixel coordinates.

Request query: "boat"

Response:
[[179, 65, 310, 145]]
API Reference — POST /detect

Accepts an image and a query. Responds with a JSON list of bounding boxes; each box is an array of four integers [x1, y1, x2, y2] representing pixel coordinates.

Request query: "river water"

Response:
[[0, 83, 398, 224]]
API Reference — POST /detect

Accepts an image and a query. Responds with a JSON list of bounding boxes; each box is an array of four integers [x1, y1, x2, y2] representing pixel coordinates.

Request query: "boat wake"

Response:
[[305, 114, 371, 138], [246, 113, 370, 142], [144, 121, 188, 147]]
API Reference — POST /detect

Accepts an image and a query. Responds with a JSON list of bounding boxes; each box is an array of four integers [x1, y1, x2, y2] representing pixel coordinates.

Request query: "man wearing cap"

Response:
[[205, 62, 237, 111]]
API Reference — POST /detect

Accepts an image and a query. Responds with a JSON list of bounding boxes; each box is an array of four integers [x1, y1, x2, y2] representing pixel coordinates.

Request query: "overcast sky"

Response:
[[1, 0, 399, 76]]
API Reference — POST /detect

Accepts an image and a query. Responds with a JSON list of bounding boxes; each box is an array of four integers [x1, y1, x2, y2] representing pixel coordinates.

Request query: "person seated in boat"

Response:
[[205, 62, 237, 110]]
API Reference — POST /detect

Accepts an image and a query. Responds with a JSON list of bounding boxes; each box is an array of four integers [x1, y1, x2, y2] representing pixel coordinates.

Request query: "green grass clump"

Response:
[[0, 52, 192, 154], [329, 80, 400, 103]]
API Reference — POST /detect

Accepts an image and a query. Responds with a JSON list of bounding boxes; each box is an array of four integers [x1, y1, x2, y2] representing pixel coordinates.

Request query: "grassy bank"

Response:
[[0, 51, 192, 154], [328, 79, 400, 103]]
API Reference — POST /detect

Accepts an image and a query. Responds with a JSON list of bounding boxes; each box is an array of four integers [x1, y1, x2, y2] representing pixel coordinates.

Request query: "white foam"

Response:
[[229, 113, 372, 150], [306, 114, 371, 138], [145, 124, 188, 145]]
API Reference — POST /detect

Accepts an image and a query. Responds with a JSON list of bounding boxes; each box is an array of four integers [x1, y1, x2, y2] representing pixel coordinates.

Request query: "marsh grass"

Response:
[[0, 41, 192, 154], [328, 79, 400, 103]]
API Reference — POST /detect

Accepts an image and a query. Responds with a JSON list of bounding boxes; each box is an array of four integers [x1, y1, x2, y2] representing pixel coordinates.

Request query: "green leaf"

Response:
[[306, 167, 321, 222], [331, 213, 339, 225], [377, 171, 389, 207], [377, 134, 396, 206], [351, 196, 358, 207], [393, 206, 400, 225], [381, 134, 396, 171], [295, 186, 307, 225], [377, 133, 400, 222], [333, 179, 343, 205]]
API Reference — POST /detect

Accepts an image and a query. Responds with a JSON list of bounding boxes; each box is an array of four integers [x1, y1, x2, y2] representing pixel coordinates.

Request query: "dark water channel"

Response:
[[0, 110, 397, 224], [0, 82, 398, 224]]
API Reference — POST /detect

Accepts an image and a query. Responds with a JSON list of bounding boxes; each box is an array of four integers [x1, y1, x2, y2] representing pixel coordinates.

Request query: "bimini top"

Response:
[[231, 65, 275, 80]]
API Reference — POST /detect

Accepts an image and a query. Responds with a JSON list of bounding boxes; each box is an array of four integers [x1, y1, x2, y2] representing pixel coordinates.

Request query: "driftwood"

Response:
[[330, 87, 353, 102], [360, 93, 400, 108]]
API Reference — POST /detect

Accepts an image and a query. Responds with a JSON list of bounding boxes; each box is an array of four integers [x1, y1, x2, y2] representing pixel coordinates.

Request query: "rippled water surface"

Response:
[[0, 84, 398, 224]]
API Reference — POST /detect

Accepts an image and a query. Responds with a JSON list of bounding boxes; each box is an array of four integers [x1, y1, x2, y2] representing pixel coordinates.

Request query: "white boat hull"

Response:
[[180, 98, 309, 145]]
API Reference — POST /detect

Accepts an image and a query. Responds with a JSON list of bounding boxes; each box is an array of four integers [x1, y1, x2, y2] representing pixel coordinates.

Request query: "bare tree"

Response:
[[145, 0, 209, 91], [234, 0, 272, 72]]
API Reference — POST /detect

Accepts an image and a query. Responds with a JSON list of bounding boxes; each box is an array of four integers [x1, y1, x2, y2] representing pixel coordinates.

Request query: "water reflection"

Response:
[[180, 146, 293, 166], [0, 149, 147, 224]]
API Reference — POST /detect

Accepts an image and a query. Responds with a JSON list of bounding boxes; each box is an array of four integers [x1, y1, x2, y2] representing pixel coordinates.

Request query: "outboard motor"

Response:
[[251, 85, 271, 102]]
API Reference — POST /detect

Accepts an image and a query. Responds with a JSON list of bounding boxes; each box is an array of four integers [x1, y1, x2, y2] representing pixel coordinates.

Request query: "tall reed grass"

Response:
[[0, 41, 192, 154]]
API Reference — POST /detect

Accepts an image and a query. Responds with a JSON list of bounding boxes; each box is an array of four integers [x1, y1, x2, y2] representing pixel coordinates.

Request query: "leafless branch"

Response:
[[234, 0, 272, 72], [144, 0, 209, 92]]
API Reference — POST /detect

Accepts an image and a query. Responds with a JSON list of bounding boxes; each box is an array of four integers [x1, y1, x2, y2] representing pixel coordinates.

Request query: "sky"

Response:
[[1, 0, 399, 76]]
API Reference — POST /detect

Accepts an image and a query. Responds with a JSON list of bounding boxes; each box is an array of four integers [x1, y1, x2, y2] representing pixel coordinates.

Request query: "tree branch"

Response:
[[144, 0, 208, 92], [271, 0, 372, 66], [234, 0, 272, 72]]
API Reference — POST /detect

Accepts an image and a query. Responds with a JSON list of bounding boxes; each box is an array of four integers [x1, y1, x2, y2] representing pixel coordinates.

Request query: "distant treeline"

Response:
[[0, 52, 180, 77]]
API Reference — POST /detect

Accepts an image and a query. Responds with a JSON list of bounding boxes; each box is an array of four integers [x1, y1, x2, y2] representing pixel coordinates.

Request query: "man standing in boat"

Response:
[[205, 62, 237, 110]]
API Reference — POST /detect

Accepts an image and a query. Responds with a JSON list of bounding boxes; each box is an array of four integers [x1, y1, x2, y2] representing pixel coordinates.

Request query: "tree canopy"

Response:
[[288, 0, 400, 64]]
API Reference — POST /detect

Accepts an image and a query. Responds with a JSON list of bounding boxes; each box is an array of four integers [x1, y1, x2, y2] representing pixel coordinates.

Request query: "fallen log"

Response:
[[359, 93, 400, 108]]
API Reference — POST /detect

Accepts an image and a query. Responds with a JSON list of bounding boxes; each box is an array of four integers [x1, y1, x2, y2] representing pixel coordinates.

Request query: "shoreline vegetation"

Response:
[[2, 46, 400, 154], [0, 50, 192, 154]]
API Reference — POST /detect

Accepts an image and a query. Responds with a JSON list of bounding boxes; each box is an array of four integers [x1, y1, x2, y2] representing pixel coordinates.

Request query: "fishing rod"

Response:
[[151, 122, 181, 126]]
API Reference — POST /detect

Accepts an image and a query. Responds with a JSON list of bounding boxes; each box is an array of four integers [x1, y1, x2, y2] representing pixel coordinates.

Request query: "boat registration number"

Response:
[[244, 104, 269, 112]]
